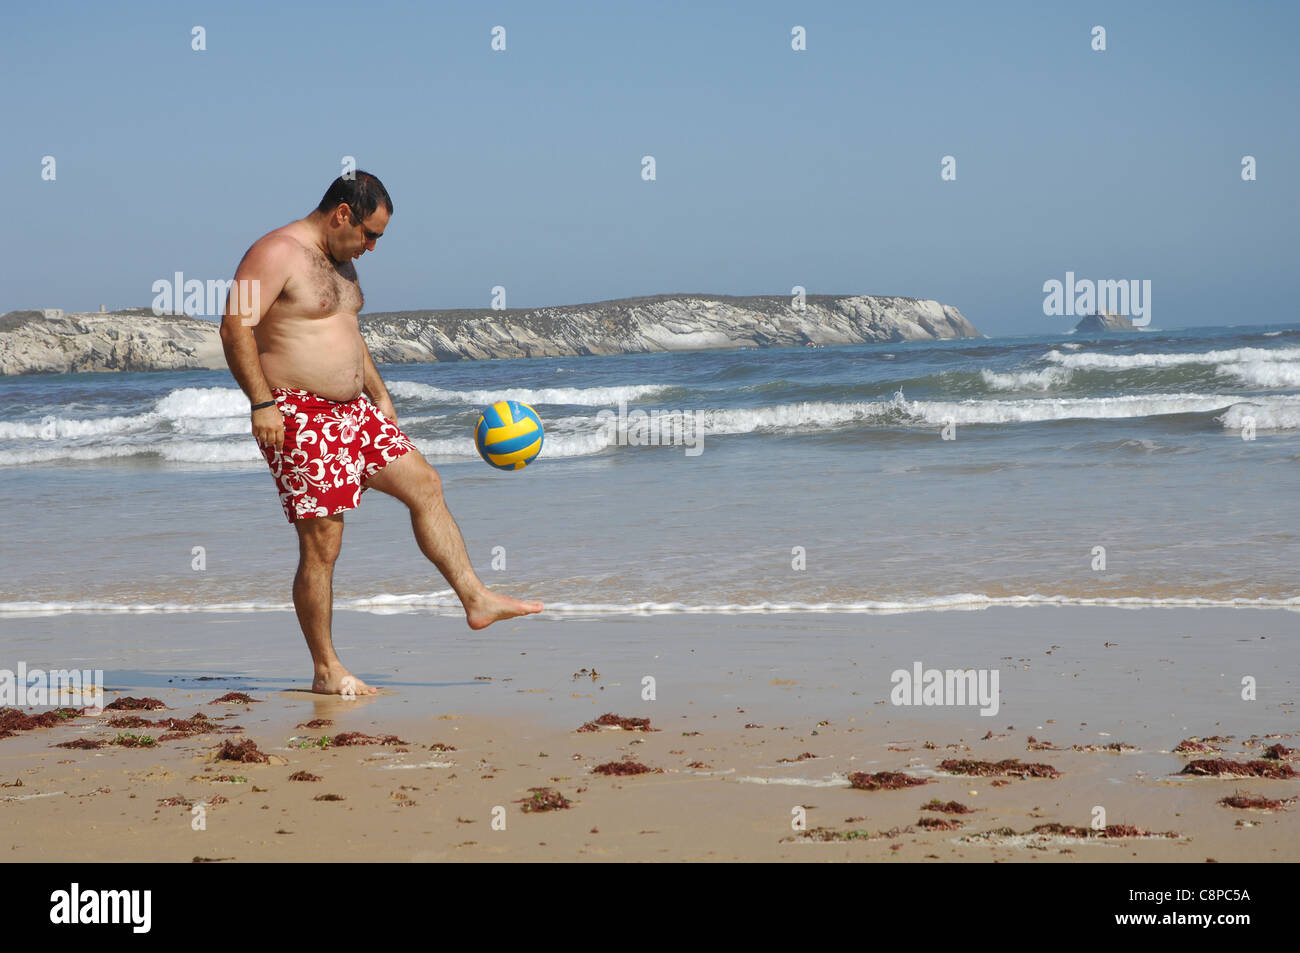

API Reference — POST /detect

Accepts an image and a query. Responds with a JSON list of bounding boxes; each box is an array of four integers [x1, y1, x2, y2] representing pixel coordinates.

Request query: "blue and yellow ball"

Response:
[[474, 400, 544, 470]]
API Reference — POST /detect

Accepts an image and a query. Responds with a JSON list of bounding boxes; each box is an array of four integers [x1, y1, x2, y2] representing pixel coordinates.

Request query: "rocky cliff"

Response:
[[0, 309, 225, 375], [0, 294, 979, 375], [358, 294, 979, 363]]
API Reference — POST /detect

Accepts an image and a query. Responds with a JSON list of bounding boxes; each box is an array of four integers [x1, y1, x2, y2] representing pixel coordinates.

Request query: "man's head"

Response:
[[314, 171, 392, 264]]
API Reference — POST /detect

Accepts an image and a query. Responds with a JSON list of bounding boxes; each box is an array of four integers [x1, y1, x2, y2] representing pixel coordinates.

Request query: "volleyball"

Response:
[[474, 400, 544, 470]]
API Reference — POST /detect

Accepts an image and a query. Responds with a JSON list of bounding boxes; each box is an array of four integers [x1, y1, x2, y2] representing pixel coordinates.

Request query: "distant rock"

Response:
[[1074, 311, 1136, 333], [358, 293, 980, 364], [0, 293, 979, 375]]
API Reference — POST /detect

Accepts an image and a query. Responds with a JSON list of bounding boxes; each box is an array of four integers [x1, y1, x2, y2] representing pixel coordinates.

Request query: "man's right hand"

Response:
[[252, 404, 285, 452]]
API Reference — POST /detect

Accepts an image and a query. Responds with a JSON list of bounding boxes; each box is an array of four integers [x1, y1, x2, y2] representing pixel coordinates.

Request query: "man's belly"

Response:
[[257, 316, 366, 402]]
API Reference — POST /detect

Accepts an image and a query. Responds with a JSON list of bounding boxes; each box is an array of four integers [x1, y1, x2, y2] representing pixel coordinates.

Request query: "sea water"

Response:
[[2, 323, 1299, 617]]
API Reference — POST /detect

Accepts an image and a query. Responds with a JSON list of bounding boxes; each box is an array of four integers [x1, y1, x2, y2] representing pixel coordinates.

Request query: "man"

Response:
[[220, 171, 543, 696]]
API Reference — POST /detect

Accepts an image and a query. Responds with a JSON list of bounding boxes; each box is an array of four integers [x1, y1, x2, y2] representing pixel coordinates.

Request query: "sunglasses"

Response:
[[346, 206, 384, 242]]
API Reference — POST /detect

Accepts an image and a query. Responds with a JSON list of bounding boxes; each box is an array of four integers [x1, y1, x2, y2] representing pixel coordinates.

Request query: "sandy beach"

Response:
[[2, 606, 1295, 862]]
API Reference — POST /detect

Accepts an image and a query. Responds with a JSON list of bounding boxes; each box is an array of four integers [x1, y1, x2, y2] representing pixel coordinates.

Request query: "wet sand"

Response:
[[0, 607, 1296, 861]]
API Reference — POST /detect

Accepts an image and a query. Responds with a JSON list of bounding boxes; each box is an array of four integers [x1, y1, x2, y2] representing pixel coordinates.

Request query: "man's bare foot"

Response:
[[466, 590, 544, 630], [312, 668, 378, 696]]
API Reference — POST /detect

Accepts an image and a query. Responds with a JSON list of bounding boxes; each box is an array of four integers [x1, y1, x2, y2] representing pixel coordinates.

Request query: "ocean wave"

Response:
[[0, 412, 160, 440], [979, 368, 1072, 391], [4, 591, 1299, 617], [1216, 360, 1300, 389], [893, 392, 1246, 425], [1216, 401, 1300, 431], [1043, 345, 1300, 370], [385, 380, 674, 406]]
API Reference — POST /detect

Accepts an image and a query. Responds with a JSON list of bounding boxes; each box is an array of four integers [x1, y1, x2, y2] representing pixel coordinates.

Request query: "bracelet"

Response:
[[251, 399, 277, 411]]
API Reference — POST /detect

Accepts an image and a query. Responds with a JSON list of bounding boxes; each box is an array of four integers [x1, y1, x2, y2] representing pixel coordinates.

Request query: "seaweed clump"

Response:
[[776, 752, 818, 763], [847, 771, 929, 791], [215, 738, 269, 763], [577, 713, 653, 733], [211, 692, 257, 705], [327, 732, 408, 747], [0, 707, 85, 738], [517, 787, 572, 812], [1218, 793, 1293, 811], [288, 771, 321, 782], [939, 759, 1060, 779], [55, 738, 105, 750], [591, 761, 661, 776], [1179, 759, 1296, 779], [112, 733, 157, 748], [921, 798, 973, 814], [104, 697, 165, 711]]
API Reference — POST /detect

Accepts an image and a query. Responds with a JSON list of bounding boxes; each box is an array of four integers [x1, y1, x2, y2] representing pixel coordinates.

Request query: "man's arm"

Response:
[[219, 238, 291, 450], [360, 335, 398, 423]]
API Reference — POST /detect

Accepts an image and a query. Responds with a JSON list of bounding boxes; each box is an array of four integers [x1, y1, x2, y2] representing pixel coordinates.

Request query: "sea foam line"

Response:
[[3, 592, 1299, 618]]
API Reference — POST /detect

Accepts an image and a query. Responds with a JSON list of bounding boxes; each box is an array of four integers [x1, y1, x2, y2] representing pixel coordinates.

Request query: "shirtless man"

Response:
[[220, 171, 543, 695]]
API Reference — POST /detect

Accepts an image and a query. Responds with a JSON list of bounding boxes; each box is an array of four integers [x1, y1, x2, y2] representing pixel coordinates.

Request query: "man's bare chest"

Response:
[[288, 252, 364, 316]]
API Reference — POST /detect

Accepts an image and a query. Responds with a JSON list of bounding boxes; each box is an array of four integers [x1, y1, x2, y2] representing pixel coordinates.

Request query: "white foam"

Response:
[[385, 381, 672, 406], [895, 392, 1242, 425], [0, 413, 159, 439], [1044, 345, 1300, 370], [1216, 401, 1300, 431], [4, 592, 1300, 617], [1217, 361, 1300, 389], [735, 775, 853, 787], [979, 368, 1071, 391], [153, 387, 251, 418]]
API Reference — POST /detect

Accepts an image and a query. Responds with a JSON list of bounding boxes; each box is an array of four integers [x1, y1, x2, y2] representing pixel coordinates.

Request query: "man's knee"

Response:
[[296, 515, 343, 566], [409, 462, 444, 507]]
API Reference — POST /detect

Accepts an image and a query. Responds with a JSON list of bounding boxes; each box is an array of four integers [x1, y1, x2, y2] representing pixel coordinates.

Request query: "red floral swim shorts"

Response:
[[260, 387, 418, 523]]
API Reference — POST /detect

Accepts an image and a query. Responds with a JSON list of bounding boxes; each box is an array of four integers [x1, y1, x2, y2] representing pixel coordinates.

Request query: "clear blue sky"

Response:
[[4, 0, 1297, 336]]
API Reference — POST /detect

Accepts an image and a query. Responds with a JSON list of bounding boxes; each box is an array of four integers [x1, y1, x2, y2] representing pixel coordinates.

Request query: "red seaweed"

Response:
[[210, 692, 257, 705], [939, 759, 1060, 779], [776, 752, 818, 763], [921, 798, 973, 814], [214, 738, 269, 763], [1219, 792, 1293, 810], [591, 761, 661, 776], [1180, 759, 1296, 779], [327, 732, 408, 747], [576, 713, 653, 733], [288, 770, 321, 782], [847, 771, 929, 791], [0, 707, 86, 736], [104, 697, 165, 711]]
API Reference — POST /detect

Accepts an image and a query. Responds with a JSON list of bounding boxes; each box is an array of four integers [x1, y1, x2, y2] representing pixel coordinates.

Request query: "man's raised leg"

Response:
[[294, 513, 378, 694], [363, 450, 543, 629]]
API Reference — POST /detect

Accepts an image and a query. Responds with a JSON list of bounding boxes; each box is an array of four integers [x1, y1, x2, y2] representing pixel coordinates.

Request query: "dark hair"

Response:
[[315, 170, 393, 223]]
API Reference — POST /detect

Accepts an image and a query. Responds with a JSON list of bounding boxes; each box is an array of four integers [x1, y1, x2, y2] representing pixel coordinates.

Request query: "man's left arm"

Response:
[[360, 337, 399, 424]]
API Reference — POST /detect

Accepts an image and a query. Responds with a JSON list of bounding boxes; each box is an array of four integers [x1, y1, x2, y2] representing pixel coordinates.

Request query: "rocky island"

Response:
[[1073, 310, 1137, 333], [0, 293, 979, 375]]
